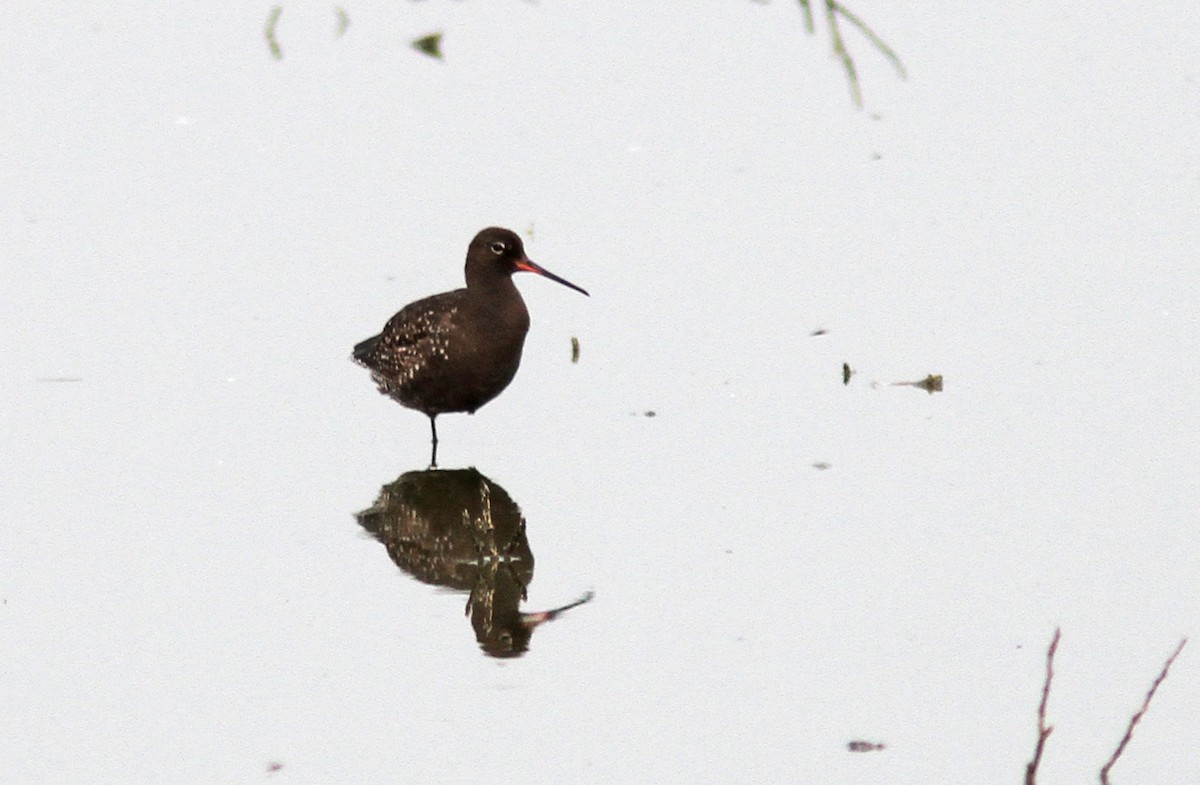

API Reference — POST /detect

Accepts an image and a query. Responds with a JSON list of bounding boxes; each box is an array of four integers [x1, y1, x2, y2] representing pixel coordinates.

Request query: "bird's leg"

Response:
[[428, 415, 439, 469]]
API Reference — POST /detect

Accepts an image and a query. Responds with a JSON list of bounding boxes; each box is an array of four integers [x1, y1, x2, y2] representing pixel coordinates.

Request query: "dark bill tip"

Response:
[[516, 258, 590, 297]]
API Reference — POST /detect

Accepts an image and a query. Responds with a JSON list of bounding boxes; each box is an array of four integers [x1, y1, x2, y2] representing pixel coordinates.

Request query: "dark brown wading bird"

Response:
[[353, 227, 589, 467]]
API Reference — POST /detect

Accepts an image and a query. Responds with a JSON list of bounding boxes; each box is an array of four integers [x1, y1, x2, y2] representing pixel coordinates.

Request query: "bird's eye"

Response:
[[489, 241, 506, 255]]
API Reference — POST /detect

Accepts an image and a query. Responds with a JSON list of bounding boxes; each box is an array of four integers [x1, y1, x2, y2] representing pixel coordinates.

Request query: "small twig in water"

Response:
[[1024, 628, 1060, 785], [797, 0, 906, 108], [825, 1, 860, 106], [835, 2, 907, 80], [265, 6, 283, 60], [1099, 638, 1187, 785], [797, 0, 816, 33]]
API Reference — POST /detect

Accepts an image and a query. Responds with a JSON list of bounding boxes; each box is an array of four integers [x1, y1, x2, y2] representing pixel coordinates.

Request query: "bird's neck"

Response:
[[465, 272, 520, 297]]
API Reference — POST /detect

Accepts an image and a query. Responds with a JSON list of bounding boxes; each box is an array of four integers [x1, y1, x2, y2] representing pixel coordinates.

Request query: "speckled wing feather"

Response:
[[352, 290, 462, 399]]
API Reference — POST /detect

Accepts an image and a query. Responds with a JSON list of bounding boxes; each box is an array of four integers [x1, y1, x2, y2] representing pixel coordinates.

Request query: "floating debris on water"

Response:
[[571, 336, 580, 364], [810, 327, 828, 336], [265, 6, 283, 60], [412, 32, 444, 59], [334, 6, 349, 37], [643, 410, 656, 418], [892, 374, 943, 394], [842, 362, 853, 385], [812, 462, 832, 471], [847, 740, 886, 752]]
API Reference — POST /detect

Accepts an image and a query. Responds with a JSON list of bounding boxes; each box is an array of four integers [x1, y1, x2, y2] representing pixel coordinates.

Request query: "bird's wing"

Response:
[[352, 291, 462, 383]]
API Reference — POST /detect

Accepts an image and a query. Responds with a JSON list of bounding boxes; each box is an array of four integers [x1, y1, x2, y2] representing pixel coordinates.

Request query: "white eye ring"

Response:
[[489, 241, 506, 255]]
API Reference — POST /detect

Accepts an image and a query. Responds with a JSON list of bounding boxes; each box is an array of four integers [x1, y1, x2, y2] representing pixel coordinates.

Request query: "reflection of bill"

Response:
[[516, 591, 595, 629], [356, 467, 592, 658]]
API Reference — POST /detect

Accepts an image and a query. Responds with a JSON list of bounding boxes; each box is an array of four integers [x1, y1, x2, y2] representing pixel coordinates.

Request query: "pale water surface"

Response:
[[2, 2, 1198, 783]]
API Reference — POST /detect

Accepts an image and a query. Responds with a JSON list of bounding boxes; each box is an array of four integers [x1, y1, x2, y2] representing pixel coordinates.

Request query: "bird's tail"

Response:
[[352, 334, 380, 363]]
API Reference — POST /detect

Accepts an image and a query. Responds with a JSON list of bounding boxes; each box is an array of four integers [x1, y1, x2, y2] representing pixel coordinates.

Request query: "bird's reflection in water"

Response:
[[356, 467, 592, 658]]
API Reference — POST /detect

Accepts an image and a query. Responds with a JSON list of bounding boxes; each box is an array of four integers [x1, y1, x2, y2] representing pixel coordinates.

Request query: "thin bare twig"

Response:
[[1099, 638, 1188, 785], [1025, 628, 1061, 785]]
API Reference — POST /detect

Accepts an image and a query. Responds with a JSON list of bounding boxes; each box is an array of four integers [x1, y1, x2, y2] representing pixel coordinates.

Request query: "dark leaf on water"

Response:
[[847, 740, 886, 752], [891, 374, 943, 395], [413, 32, 444, 60]]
